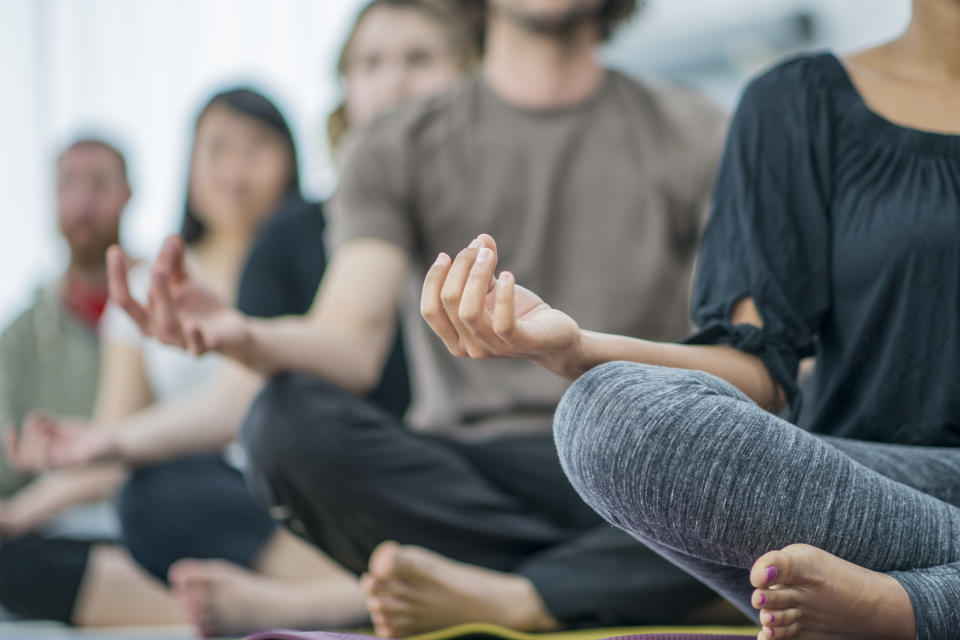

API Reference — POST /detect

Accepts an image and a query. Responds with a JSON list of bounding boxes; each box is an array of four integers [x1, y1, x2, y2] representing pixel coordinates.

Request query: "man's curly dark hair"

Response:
[[452, 0, 641, 49]]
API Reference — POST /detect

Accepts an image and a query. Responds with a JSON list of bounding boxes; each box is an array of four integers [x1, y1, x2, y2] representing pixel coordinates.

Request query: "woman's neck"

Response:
[[891, 0, 960, 80], [188, 229, 254, 301]]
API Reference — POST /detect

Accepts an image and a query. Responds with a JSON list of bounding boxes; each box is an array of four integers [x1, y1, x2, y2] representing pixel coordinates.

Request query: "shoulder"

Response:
[[0, 303, 37, 355], [607, 70, 728, 189], [245, 199, 326, 277], [0, 280, 62, 357], [257, 198, 325, 242], [341, 76, 479, 162], [736, 51, 837, 123], [608, 70, 728, 159], [612, 70, 725, 124]]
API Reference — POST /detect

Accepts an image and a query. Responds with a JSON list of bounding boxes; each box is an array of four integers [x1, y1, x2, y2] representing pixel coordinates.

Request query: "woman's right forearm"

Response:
[[6, 464, 127, 531], [561, 330, 785, 412], [112, 365, 262, 465]]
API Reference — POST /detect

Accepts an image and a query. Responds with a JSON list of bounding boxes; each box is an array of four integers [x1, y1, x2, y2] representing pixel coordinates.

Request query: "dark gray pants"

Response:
[[240, 373, 721, 627], [554, 361, 960, 640]]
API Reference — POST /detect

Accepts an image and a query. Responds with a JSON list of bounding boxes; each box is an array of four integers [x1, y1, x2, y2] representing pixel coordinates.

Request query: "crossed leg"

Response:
[[554, 362, 960, 640]]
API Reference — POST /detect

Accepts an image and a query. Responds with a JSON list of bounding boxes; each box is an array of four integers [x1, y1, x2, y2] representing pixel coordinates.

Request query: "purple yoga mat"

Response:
[[246, 633, 372, 640], [245, 632, 756, 640]]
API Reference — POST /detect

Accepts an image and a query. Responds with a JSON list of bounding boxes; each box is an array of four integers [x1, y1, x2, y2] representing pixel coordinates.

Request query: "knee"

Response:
[[0, 537, 82, 623], [242, 374, 316, 478], [118, 465, 170, 542], [553, 361, 737, 526], [118, 463, 194, 580], [239, 374, 360, 498]]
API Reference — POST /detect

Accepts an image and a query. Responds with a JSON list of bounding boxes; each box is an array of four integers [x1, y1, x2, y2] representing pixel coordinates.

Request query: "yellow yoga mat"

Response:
[[247, 622, 761, 640], [405, 622, 760, 640]]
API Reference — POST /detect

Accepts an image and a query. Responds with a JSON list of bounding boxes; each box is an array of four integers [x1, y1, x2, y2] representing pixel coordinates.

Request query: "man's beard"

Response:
[[498, 2, 603, 40], [68, 234, 119, 270]]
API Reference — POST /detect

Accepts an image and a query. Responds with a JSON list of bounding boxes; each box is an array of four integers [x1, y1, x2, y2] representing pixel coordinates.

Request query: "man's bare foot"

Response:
[[749, 544, 916, 640], [362, 541, 561, 638], [169, 558, 367, 638]]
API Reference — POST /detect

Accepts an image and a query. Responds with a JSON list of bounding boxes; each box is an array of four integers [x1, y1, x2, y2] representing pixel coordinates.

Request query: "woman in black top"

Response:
[[422, 1, 960, 638]]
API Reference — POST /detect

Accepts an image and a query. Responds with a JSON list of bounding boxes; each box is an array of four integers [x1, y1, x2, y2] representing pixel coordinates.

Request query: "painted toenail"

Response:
[[766, 565, 778, 583]]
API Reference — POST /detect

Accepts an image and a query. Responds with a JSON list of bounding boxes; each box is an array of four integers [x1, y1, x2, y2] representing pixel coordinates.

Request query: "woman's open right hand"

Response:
[[108, 236, 252, 361]]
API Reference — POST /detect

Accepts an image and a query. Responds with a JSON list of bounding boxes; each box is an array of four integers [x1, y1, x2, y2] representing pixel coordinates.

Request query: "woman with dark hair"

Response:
[[424, 0, 960, 638], [8, 3, 479, 636], [179, 88, 303, 245]]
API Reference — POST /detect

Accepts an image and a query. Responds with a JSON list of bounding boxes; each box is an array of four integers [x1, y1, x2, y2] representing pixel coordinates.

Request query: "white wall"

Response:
[[0, 0, 365, 328], [0, 0, 911, 329]]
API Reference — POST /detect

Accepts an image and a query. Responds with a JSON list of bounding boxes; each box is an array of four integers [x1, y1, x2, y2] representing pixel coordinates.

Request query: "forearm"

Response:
[[243, 315, 388, 394], [112, 368, 262, 465], [558, 330, 785, 412], [8, 464, 127, 528]]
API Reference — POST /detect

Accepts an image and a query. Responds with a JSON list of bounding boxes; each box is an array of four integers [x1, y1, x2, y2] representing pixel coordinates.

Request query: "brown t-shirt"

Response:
[[330, 70, 726, 438]]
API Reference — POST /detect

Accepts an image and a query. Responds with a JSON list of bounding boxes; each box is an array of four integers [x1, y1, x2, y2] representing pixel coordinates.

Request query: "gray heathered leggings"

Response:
[[553, 361, 960, 640]]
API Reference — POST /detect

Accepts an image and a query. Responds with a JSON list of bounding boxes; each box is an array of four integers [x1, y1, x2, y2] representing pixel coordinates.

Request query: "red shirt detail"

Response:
[[62, 276, 109, 328]]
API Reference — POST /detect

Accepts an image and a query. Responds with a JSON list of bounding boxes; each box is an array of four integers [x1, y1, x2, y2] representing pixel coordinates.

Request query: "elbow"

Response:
[[761, 383, 788, 415], [338, 326, 393, 396], [344, 358, 382, 396], [772, 384, 788, 415]]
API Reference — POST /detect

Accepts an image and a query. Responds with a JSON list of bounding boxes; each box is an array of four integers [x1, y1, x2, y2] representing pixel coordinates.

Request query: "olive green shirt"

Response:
[[0, 280, 100, 496]]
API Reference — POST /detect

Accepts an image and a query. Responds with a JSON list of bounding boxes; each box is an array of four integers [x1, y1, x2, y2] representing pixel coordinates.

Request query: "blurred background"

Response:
[[0, 0, 908, 329]]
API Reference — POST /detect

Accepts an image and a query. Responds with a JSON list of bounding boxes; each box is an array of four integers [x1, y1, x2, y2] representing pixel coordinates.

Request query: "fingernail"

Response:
[[766, 565, 778, 583], [477, 248, 492, 263], [469, 238, 481, 249], [766, 612, 775, 624], [768, 627, 775, 638], [433, 253, 445, 265], [759, 593, 766, 606]]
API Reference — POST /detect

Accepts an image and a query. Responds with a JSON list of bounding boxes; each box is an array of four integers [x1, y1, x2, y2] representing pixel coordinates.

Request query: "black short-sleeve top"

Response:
[[687, 52, 960, 446]]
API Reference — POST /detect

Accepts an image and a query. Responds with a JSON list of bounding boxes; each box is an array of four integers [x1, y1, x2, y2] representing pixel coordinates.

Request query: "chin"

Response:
[[496, 0, 603, 24], [70, 243, 114, 268]]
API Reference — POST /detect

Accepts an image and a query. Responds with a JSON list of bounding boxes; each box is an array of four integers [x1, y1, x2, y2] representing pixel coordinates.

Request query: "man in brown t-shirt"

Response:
[[109, 0, 734, 634]]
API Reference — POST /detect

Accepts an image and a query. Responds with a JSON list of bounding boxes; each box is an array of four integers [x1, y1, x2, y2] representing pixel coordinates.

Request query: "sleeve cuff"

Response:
[[683, 322, 803, 421]]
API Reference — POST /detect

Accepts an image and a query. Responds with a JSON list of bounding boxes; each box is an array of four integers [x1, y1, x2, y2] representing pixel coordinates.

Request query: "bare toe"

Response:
[[369, 540, 401, 579], [751, 543, 819, 588], [760, 608, 799, 628], [752, 587, 799, 610], [768, 621, 800, 638]]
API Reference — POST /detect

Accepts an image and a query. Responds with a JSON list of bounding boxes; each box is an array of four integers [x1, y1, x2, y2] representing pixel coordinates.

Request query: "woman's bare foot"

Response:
[[169, 558, 367, 638], [749, 544, 916, 640], [362, 541, 561, 638]]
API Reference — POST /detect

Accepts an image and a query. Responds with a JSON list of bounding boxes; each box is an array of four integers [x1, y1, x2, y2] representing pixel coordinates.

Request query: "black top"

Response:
[[238, 196, 329, 318], [687, 52, 960, 446], [237, 197, 410, 419]]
